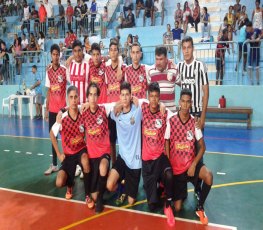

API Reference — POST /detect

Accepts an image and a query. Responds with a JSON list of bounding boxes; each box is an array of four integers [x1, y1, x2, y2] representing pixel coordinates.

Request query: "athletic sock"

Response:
[[199, 182, 211, 207], [98, 175, 107, 199], [83, 172, 91, 196]]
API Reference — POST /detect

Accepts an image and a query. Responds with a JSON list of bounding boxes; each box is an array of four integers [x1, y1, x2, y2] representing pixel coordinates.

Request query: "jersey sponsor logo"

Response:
[[96, 115, 103, 125], [186, 130, 194, 141], [175, 141, 190, 151], [155, 119, 162, 129], [88, 126, 102, 136], [139, 74, 144, 82], [58, 75, 63, 83], [79, 124, 84, 133], [71, 135, 84, 145], [182, 79, 196, 84], [144, 128, 157, 139], [108, 82, 120, 92], [51, 84, 61, 92], [90, 76, 103, 84], [132, 84, 142, 93]]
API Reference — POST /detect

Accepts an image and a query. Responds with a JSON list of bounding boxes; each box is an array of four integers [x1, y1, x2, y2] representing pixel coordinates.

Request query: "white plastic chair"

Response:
[[2, 95, 16, 117]]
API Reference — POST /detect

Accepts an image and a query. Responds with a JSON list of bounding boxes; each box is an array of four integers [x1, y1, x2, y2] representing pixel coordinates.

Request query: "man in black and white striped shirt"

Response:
[[178, 36, 209, 130]]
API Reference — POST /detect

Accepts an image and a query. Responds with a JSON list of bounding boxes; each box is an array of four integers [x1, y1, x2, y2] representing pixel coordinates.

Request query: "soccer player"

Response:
[[165, 88, 213, 225], [148, 46, 180, 112], [124, 42, 149, 99], [106, 82, 142, 206], [44, 44, 68, 175], [68, 39, 90, 104], [140, 82, 175, 227], [82, 82, 113, 213], [50, 86, 92, 203]]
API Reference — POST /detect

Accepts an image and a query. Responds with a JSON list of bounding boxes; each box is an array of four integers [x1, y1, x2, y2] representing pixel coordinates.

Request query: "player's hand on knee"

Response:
[[59, 153, 65, 162], [187, 162, 196, 177]]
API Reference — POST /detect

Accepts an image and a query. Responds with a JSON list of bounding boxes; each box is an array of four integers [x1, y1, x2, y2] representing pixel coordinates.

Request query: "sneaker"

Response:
[[196, 207, 208, 225], [79, 171, 84, 179], [65, 187, 73, 200], [33, 115, 39, 119], [75, 165, 81, 177], [44, 164, 59, 175], [115, 193, 127, 206], [95, 196, 104, 214], [164, 205, 175, 227], [85, 195, 95, 209]]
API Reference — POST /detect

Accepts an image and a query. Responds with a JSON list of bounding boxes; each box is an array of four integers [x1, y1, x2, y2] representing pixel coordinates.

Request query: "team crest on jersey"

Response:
[[98, 69, 104, 75], [155, 119, 162, 129], [186, 130, 193, 141], [167, 72, 173, 81], [139, 75, 144, 82], [58, 75, 63, 83], [79, 124, 84, 133], [96, 115, 103, 125]]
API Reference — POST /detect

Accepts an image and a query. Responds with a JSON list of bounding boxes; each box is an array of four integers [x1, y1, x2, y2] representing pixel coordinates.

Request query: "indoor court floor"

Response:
[[0, 116, 263, 230]]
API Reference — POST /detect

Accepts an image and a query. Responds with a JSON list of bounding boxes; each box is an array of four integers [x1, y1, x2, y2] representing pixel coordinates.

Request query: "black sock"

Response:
[[98, 175, 107, 200], [164, 169, 174, 201], [166, 198, 172, 208], [83, 172, 91, 196], [199, 183, 211, 208]]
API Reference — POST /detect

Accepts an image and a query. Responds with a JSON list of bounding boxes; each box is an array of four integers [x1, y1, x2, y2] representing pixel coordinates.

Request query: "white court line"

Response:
[[3, 150, 10, 152], [0, 187, 237, 230], [14, 151, 21, 153], [37, 153, 44, 156]]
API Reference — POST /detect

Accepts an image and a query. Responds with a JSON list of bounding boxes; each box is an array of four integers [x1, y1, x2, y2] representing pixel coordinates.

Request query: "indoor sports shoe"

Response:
[[196, 207, 208, 225], [85, 195, 95, 209], [44, 164, 59, 175], [115, 193, 127, 206], [65, 187, 73, 200], [164, 205, 175, 227], [95, 197, 104, 214], [79, 171, 84, 179], [75, 165, 81, 177]]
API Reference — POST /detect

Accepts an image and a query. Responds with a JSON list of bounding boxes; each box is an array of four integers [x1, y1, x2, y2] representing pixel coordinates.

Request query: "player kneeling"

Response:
[[165, 88, 213, 225], [50, 86, 92, 204]]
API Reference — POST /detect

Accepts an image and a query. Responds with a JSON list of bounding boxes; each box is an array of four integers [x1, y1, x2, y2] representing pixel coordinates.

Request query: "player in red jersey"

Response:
[[165, 88, 213, 225], [50, 86, 92, 204], [44, 44, 68, 176], [88, 43, 108, 104], [68, 40, 90, 104], [82, 82, 113, 213], [124, 43, 149, 99], [141, 82, 175, 227]]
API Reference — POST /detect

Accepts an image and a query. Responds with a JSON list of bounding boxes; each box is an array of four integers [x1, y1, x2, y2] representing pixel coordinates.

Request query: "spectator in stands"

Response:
[[31, 5, 39, 37], [116, 8, 135, 36], [0, 41, 9, 84], [21, 1, 30, 36], [102, 6, 108, 38], [39, 1, 47, 35], [99, 41, 106, 56], [246, 21, 262, 85], [59, 41, 66, 64], [124, 33, 133, 65], [233, 0, 241, 20], [21, 33, 28, 51], [174, 3, 183, 28], [90, 0, 97, 35], [80, 0, 88, 35], [237, 5, 248, 30], [117, 11, 124, 27], [74, 0, 82, 36], [37, 31, 45, 62], [0, 16, 7, 34], [235, 18, 248, 72], [66, 0, 74, 31], [83, 36, 91, 55], [172, 20, 184, 59], [163, 24, 174, 58], [143, 0, 154, 26], [30, 65, 42, 119], [12, 36, 22, 75], [153, 0, 164, 26], [65, 31, 71, 48], [225, 5, 235, 32], [228, 24, 234, 54], [182, 1, 192, 34], [56, 0, 65, 38], [44, 0, 54, 29], [215, 28, 230, 85], [218, 17, 228, 40], [200, 7, 211, 39], [8, 0, 15, 16], [69, 29, 77, 48], [27, 33, 38, 63], [136, 0, 144, 18], [192, 0, 200, 32], [251, 0, 262, 30], [123, 0, 133, 18]]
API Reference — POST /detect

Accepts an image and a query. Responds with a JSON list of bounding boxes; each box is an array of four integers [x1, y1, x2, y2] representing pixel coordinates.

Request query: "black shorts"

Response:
[[173, 162, 205, 201], [248, 47, 260, 68], [142, 153, 172, 204], [60, 148, 88, 187], [238, 42, 247, 54], [108, 116, 117, 143], [112, 155, 141, 199], [90, 153, 111, 193], [215, 58, 223, 70]]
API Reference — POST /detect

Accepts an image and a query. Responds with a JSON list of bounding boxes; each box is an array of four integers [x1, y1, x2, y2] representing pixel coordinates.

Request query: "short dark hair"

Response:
[[182, 36, 194, 47], [155, 46, 167, 57], [222, 28, 228, 35], [131, 42, 141, 50], [72, 40, 82, 50], [91, 42, 101, 53], [120, 81, 131, 94], [87, 82, 101, 97], [203, 7, 207, 13], [223, 16, 228, 21], [180, 88, 192, 99], [148, 82, 160, 94], [32, 65, 37, 70], [67, 85, 78, 96], [109, 41, 119, 52], [50, 44, 60, 54], [246, 21, 253, 27]]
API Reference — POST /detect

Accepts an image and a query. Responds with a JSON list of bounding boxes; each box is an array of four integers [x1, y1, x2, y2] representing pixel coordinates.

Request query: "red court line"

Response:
[[0, 188, 236, 230]]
